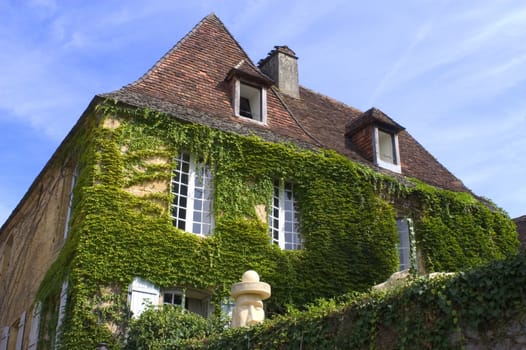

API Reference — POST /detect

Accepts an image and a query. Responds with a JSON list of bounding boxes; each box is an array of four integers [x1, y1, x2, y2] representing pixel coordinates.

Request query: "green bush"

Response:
[[125, 305, 222, 350]]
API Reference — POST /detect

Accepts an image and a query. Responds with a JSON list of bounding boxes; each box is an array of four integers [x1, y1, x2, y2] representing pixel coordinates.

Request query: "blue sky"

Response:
[[1, 0, 525, 226]]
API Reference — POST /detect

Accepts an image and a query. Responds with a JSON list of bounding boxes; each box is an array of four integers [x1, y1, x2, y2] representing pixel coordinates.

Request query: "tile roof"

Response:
[[101, 13, 468, 193], [345, 107, 405, 135]]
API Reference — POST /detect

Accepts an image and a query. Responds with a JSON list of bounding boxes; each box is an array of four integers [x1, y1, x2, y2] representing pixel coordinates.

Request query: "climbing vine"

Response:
[[182, 252, 526, 349], [35, 100, 518, 349]]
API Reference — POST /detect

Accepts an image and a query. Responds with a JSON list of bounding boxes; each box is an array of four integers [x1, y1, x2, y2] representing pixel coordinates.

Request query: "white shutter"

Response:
[[63, 167, 78, 240], [128, 278, 160, 318], [0, 327, 8, 350], [54, 280, 69, 349], [396, 218, 411, 271], [15, 311, 26, 350], [28, 303, 41, 350]]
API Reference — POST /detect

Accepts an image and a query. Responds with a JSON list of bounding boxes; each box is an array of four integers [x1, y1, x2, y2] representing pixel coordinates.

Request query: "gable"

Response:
[[117, 14, 314, 144], [104, 13, 468, 193]]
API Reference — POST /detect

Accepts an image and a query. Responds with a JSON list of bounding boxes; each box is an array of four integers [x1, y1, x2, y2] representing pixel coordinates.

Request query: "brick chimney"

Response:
[[258, 46, 300, 99]]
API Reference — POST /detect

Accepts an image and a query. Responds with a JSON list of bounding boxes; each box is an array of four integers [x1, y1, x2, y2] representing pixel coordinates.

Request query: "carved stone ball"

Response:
[[242, 270, 260, 282]]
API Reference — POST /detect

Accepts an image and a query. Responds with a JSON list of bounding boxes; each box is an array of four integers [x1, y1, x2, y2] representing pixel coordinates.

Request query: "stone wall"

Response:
[[462, 315, 526, 350], [0, 156, 76, 347]]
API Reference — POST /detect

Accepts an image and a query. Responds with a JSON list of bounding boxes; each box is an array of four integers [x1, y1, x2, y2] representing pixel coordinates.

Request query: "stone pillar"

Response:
[[230, 270, 271, 328]]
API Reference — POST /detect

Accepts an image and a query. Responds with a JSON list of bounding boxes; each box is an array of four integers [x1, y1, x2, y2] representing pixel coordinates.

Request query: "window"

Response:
[[233, 81, 266, 123], [375, 128, 401, 173], [269, 180, 302, 250], [162, 288, 211, 317], [63, 166, 78, 240], [396, 218, 411, 271], [171, 153, 214, 236], [128, 278, 212, 318]]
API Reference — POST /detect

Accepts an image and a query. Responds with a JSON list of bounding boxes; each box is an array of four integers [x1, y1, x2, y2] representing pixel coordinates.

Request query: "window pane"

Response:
[[396, 218, 411, 270], [179, 196, 187, 209], [180, 184, 188, 197], [378, 130, 395, 163], [164, 293, 173, 304]]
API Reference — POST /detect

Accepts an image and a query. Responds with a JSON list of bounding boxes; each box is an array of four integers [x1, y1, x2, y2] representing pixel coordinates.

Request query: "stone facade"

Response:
[[0, 155, 76, 347], [462, 314, 526, 349]]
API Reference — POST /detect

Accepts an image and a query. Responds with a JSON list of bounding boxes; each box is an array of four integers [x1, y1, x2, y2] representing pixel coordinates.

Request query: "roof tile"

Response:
[[104, 14, 469, 193]]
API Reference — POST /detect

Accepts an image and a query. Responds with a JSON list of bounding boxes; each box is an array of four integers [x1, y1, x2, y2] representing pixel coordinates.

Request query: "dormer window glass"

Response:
[[378, 130, 396, 163], [234, 81, 266, 123], [374, 127, 401, 173]]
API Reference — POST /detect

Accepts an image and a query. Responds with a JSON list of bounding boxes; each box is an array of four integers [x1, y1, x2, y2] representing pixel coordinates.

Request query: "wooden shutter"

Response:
[[54, 280, 69, 349], [128, 278, 160, 318], [15, 312, 26, 350], [0, 327, 8, 350], [28, 303, 41, 350]]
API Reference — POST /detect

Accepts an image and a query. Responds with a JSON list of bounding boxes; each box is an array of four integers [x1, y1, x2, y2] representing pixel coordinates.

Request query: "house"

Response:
[[513, 215, 526, 250], [0, 14, 518, 349]]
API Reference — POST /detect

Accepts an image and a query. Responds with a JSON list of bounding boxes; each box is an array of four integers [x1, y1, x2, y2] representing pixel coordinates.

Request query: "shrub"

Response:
[[125, 305, 215, 350]]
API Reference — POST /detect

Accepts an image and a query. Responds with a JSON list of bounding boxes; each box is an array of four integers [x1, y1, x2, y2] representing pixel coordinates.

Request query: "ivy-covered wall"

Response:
[[36, 101, 518, 349]]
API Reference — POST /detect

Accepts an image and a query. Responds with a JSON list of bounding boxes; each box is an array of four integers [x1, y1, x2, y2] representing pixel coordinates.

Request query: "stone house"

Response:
[[0, 14, 518, 349], [513, 215, 526, 250]]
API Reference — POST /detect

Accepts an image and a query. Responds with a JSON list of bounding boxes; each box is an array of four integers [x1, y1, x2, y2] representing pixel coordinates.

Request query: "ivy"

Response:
[[185, 253, 526, 349], [35, 100, 518, 349]]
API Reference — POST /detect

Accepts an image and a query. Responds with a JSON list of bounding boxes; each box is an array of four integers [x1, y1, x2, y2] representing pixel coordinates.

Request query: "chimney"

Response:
[[258, 46, 300, 99]]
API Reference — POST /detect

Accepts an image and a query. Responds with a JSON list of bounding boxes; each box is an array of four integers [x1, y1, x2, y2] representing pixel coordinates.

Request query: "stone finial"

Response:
[[230, 270, 271, 327]]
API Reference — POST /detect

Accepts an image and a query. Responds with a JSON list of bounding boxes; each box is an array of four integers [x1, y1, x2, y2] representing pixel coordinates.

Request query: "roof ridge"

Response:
[[122, 13, 261, 90], [298, 85, 362, 114], [123, 14, 216, 89]]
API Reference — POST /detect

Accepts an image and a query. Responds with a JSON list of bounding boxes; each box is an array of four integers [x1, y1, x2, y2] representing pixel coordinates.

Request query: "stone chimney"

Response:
[[258, 46, 300, 99]]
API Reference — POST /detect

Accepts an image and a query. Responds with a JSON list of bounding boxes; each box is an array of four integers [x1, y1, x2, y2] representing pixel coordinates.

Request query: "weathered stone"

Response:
[[230, 270, 271, 328], [515, 335, 526, 344]]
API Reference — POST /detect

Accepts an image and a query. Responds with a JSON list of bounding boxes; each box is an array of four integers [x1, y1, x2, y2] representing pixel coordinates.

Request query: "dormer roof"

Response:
[[227, 60, 274, 87], [346, 107, 405, 136]]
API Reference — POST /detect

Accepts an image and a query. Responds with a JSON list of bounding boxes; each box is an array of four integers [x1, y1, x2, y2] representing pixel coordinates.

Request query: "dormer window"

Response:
[[345, 108, 405, 174], [227, 60, 272, 124], [374, 127, 401, 173], [234, 81, 267, 123]]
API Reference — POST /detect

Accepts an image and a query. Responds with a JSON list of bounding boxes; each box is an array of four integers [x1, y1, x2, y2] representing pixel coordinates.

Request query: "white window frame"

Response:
[[161, 288, 211, 317], [269, 180, 302, 250], [374, 127, 401, 173], [233, 80, 267, 124], [128, 278, 212, 319], [396, 218, 411, 271], [171, 153, 214, 236]]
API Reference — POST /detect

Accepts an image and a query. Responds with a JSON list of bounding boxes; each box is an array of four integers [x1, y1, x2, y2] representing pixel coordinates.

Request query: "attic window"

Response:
[[234, 81, 267, 123], [374, 128, 401, 173]]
